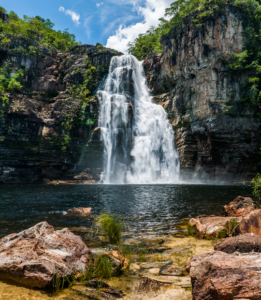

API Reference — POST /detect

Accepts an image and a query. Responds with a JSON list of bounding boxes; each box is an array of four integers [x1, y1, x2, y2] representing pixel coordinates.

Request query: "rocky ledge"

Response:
[[0, 222, 92, 288]]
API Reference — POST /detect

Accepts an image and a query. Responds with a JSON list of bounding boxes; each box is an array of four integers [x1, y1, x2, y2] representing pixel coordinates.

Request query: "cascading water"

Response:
[[98, 55, 180, 184]]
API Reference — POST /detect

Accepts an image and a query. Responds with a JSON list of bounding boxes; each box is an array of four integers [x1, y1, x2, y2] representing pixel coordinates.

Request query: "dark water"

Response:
[[0, 184, 252, 238]]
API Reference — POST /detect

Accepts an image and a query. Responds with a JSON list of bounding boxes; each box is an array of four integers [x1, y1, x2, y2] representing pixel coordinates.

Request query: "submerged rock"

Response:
[[67, 207, 92, 216], [0, 222, 92, 288], [215, 233, 261, 253], [186, 250, 261, 299], [188, 215, 237, 239], [233, 209, 261, 236], [222, 196, 255, 217], [159, 266, 187, 276]]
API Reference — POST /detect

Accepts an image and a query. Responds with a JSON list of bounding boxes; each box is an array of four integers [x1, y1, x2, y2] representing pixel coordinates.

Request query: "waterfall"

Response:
[[98, 55, 180, 184]]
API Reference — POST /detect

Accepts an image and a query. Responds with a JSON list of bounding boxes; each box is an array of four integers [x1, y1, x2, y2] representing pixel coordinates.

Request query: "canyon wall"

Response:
[[144, 5, 261, 183], [0, 30, 121, 183]]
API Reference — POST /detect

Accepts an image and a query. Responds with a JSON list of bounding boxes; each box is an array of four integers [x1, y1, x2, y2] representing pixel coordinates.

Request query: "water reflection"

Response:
[[0, 184, 252, 238]]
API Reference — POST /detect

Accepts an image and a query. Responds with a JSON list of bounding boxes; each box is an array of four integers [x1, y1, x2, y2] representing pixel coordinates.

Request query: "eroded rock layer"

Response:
[[0, 35, 122, 183], [144, 5, 261, 182]]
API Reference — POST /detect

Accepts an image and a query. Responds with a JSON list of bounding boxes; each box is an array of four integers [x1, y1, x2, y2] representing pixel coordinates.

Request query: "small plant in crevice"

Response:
[[94, 212, 125, 244], [187, 224, 194, 236]]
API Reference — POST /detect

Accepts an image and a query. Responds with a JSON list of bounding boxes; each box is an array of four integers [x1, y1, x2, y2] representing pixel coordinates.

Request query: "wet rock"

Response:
[[214, 233, 261, 253], [67, 207, 92, 216], [138, 277, 171, 293], [222, 195, 255, 217], [104, 250, 130, 273], [159, 266, 187, 276], [85, 280, 110, 288], [72, 285, 116, 300], [101, 287, 123, 298], [188, 215, 236, 239], [233, 209, 261, 236], [0, 222, 92, 288]]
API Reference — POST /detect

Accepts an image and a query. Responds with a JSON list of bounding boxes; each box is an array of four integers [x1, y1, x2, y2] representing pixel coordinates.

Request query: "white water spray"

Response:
[[98, 55, 179, 184]]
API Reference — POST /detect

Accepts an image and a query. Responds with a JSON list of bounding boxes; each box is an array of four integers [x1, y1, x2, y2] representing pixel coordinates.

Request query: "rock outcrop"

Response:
[[144, 5, 261, 182], [188, 215, 237, 239], [186, 251, 261, 299], [0, 36, 122, 183], [0, 222, 92, 288], [214, 233, 261, 253], [67, 207, 92, 216], [222, 195, 255, 217], [233, 209, 261, 236]]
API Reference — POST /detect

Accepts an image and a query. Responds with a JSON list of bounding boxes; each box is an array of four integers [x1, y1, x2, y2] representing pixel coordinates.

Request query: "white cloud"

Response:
[[96, 2, 104, 7], [59, 6, 81, 25], [106, 0, 173, 54], [84, 17, 92, 39]]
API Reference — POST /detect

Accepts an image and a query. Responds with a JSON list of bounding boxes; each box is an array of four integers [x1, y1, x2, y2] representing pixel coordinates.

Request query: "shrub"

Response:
[[252, 173, 261, 205], [95, 212, 124, 244]]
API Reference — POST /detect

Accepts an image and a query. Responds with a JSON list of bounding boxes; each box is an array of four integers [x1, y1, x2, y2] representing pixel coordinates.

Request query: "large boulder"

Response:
[[0, 222, 92, 288], [188, 215, 237, 239], [215, 233, 261, 253], [186, 251, 261, 300], [233, 209, 261, 236], [222, 195, 255, 217]]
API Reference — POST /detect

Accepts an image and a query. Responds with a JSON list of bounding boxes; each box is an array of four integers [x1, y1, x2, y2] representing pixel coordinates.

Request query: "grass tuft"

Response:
[[95, 211, 124, 244]]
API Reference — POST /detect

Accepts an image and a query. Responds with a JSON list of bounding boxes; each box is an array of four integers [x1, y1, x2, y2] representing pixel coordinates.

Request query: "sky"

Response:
[[2, 0, 173, 53]]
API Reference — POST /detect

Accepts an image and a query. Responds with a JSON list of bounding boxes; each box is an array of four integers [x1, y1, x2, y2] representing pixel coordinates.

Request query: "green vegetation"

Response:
[[187, 224, 194, 236], [0, 6, 81, 52], [252, 173, 261, 205], [127, 0, 261, 112], [95, 212, 124, 244]]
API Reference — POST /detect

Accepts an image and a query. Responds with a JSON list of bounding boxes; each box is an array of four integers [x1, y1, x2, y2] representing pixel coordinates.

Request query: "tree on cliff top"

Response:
[[0, 7, 81, 52]]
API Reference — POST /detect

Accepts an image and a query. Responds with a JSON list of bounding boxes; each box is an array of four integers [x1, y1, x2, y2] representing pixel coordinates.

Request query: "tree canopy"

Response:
[[0, 7, 81, 52]]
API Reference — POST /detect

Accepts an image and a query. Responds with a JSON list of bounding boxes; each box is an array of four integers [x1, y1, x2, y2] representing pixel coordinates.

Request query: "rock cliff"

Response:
[[0, 33, 122, 183], [144, 5, 261, 183]]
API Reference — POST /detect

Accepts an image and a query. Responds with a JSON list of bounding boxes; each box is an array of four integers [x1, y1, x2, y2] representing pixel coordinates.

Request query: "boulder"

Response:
[[186, 251, 261, 299], [192, 267, 261, 300], [222, 195, 255, 217], [0, 222, 92, 288], [67, 207, 92, 216], [215, 233, 261, 253], [188, 215, 237, 239], [233, 209, 261, 236]]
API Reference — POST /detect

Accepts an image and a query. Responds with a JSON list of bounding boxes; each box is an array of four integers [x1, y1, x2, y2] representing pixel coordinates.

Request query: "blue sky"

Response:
[[2, 0, 173, 53]]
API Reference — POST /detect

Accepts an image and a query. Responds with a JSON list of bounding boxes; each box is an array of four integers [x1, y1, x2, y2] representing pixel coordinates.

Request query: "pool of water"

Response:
[[0, 184, 252, 238]]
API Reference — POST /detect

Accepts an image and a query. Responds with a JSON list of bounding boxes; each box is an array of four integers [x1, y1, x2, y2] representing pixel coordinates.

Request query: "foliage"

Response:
[[252, 173, 261, 204], [0, 7, 81, 52], [0, 6, 6, 13], [0, 61, 24, 113], [187, 224, 194, 236], [94, 212, 124, 244]]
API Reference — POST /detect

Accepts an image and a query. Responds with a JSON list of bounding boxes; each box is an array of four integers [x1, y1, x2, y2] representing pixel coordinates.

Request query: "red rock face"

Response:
[[214, 233, 261, 253], [222, 196, 255, 217], [186, 251, 261, 299], [0, 222, 92, 288], [193, 267, 261, 300], [188, 215, 236, 239], [233, 209, 261, 236]]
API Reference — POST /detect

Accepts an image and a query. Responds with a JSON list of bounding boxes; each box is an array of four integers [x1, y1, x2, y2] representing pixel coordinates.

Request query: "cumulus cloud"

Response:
[[96, 2, 104, 7], [106, 0, 173, 54], [59, 6, 81, 25]]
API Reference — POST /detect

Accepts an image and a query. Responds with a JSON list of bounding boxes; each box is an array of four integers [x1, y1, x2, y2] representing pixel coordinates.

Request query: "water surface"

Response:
[[0, 184, 252, 238]]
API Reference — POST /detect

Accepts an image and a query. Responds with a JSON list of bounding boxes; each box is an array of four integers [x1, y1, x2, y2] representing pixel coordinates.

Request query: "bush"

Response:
[[95, 212, 124, 244], [0, 6, 81, 52], [252, 173, 261, 205]]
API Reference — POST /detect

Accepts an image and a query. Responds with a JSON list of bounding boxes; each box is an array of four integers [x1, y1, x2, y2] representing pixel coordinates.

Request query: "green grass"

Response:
[[95, 212, 124, 244], [187, 224, 194, 236]]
